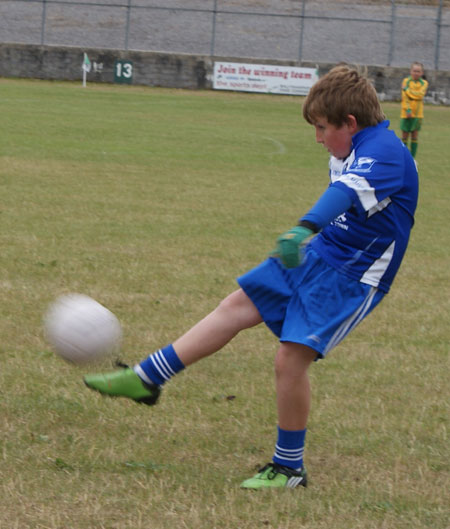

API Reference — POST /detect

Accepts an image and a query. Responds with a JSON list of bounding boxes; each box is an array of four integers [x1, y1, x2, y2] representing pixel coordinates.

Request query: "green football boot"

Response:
[[84, 365, 160, 406], [240, 462, 307, 489]]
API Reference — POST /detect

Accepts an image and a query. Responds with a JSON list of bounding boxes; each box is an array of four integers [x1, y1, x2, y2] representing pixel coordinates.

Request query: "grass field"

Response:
[[0, 78, 448, 529]]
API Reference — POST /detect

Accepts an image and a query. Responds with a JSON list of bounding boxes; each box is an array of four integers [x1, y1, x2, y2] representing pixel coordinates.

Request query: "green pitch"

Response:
[[0, 79, 448, 529]]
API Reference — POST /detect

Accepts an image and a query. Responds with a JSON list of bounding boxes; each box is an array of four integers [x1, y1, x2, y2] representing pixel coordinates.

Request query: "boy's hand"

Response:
[[272, 226, 314, 268]]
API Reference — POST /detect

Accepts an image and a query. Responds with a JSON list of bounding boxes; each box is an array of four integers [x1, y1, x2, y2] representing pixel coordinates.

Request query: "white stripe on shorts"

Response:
[[324, 286, 378, 355]]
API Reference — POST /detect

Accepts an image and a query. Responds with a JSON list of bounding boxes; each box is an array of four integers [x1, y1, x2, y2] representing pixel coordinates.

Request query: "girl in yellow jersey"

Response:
[[401, 62, 428, 158]]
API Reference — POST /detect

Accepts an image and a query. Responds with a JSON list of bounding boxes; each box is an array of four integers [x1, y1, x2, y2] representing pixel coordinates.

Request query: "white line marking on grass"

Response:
[[262, 136, 287, 155]]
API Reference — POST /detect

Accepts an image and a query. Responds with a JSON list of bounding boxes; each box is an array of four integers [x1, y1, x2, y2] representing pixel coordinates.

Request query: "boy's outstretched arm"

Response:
[[274, 186, 352, 268]]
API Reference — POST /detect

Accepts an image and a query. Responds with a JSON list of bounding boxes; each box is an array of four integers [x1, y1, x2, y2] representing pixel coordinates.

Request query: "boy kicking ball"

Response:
[[84, 65, 418, 489]]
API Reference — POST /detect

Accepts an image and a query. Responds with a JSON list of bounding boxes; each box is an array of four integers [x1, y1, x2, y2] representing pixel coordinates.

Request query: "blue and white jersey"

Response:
[[309, 120, 418, 293]]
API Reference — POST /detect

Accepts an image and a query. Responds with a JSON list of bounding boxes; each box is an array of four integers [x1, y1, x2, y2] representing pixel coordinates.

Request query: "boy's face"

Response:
[[312, 116, 358, 159], [410, 64, 423, 80]]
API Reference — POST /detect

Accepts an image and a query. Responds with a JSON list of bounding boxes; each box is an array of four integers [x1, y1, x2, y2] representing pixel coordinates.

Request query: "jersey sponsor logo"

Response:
[[332, 213, 349, 231], [350, 156, 376, 173]]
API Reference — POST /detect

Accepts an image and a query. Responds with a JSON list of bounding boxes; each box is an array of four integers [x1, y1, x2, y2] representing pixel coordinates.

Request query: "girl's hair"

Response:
[[302, 64, 385, 128]]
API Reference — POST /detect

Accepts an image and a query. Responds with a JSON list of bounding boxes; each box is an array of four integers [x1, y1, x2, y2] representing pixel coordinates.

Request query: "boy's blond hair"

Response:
[[411, 61, 424, 72], [303, 65, 385, 129]]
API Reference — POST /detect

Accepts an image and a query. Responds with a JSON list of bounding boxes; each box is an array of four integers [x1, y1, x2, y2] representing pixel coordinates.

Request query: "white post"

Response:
[[82, 52, 91, 88]]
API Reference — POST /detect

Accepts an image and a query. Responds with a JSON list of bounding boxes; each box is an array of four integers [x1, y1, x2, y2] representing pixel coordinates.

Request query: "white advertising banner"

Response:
[[213, 62, 318, 96]]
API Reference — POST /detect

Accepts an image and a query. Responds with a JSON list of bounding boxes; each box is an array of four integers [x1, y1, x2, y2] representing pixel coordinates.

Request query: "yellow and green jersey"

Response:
[[401, 76, 428, 118]]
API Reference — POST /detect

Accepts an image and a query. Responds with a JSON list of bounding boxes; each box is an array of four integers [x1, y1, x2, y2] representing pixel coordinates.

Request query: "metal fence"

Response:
[[1, 0, 449, 71]]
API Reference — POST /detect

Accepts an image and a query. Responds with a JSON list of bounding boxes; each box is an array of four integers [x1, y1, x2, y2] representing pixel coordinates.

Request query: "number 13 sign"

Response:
[[114, 60, 133, 84]]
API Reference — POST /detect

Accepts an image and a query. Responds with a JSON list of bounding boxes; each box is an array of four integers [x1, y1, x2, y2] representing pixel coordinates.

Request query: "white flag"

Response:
[[82, 53, 91, 73]]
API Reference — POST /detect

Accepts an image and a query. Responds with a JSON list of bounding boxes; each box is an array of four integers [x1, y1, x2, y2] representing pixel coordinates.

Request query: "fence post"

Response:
[[210, 0, 218, 56], [387, 0, 396, 66], [298, 0, 306, 63], [124, 0, 132, 50], [434, 0, 443, 70], [40, 0, 47, 45]]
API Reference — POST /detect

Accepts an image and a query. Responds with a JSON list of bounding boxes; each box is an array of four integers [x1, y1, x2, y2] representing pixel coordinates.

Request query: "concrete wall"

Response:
[[1, 43, 449, 104]]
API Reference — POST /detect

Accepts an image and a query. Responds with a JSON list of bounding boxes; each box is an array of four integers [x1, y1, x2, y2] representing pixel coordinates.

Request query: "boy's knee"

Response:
[[275, 343, 316, 375], [216, 289, 261, 328], [217, 290, 244, 313]]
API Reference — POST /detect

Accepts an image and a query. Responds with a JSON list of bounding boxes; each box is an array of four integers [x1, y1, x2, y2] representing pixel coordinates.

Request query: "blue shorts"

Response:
[[237, 248, 385, 358]]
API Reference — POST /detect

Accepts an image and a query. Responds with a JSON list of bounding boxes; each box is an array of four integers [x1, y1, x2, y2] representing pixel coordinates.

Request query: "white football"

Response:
[[44, 293, 122, 365]]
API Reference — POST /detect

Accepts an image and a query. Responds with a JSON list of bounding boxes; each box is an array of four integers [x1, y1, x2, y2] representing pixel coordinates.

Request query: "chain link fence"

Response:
[[1, 0, 449, 71]]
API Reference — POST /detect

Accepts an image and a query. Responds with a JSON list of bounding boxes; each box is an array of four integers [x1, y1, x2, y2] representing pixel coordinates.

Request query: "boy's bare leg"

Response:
[[84, 289, 262, 402], [173, 288, 263, 366], [275, 343, 316, 430], [240, 342, 315, 488]]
